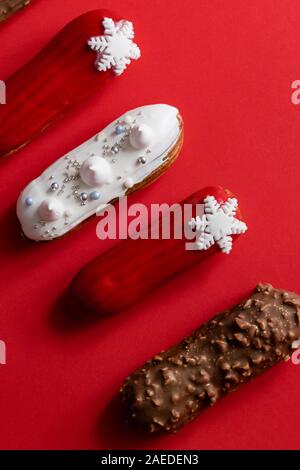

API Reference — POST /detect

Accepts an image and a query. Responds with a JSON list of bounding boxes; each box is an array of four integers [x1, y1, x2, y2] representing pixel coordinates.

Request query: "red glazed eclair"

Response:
[[68, 186, 247, 317], [121, 284, 300, 433], [0, 0, 31, 22], [0, 10, 141, 156]]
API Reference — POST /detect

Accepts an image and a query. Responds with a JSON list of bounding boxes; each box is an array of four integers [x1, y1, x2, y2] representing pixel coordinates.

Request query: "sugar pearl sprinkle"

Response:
[[25, 197, 34, 207], [115, 124, 125, 135], [89, 191, 101, 201], [111, 143, 120, 155], [50, 182, 59, 192], [80, 192, 88, 203]]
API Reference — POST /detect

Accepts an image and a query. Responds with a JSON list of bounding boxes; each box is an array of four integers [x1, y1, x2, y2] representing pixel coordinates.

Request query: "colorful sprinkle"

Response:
[[25, 197, 34, 207], [115, 124, 125, 135], [89, 191, 101, 201]]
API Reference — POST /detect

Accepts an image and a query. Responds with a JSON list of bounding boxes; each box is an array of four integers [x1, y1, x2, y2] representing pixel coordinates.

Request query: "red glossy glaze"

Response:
[[68, 186, 245, 318], [0, 9, 117, 157]]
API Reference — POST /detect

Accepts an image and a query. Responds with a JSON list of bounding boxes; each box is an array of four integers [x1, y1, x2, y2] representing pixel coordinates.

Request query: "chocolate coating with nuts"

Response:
[[0, 0, 31, 22], [120, 284, 300, 433]]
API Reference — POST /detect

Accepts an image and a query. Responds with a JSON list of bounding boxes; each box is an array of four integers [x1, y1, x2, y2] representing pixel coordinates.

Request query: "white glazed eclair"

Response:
[[16, 104, 183, 241]]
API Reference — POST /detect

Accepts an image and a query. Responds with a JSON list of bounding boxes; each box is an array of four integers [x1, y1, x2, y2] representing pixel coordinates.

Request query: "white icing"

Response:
[[129, 124, 153, 150], [188, 196, 247, 254], [88, 17, 141, 75], [17, 104, 181, 241], [292, 340, 300, 349], [64, 209, 72, 218], [124, 115, 134, 125], [80, 156, 112, 186]]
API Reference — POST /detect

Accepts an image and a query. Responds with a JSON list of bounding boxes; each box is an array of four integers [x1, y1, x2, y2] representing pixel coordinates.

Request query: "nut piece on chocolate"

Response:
[[0, 0, 31, 22], [120, 284, 300, 433]]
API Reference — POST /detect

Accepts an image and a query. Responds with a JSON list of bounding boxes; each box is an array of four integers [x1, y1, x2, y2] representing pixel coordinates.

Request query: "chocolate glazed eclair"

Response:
[[0, 0, 31, 22], [121, 284, 300, 433]]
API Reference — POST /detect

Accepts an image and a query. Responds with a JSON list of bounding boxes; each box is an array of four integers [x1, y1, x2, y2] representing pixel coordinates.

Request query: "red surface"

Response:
[[0, 0, 299, 450]]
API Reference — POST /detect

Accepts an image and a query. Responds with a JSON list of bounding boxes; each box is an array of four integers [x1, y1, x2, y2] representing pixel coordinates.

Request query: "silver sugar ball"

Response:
[[50, 182, 59, 191], [80, 192, 88, 201], [25, 197, 34, 207], [111, 143, 119, 154]]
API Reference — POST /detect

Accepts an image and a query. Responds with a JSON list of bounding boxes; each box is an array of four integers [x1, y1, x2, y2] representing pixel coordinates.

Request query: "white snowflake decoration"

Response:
[[188, 196, 247, 254], [88, 17, 141, 76]]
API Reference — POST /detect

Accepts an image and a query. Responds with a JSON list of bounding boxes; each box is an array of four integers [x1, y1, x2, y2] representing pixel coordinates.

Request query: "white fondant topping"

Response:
[[38, 199, 64, 222], [17, 104, 181, 241], [88, 17, 141, 75], [129, 124, 153, 150], [292, 340, 300, 349], [64, 209, 72, 218], [80, 156, 112, 187], [188, 196, 247, 254], [123, 178, 134, 189]]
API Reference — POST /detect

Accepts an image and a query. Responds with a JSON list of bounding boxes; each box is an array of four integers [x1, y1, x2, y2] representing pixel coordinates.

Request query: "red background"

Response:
[[0, 0, 299, 450]]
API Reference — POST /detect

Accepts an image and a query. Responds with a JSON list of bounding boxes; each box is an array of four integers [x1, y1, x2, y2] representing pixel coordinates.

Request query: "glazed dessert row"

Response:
[[1, 9, 298, 435]]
